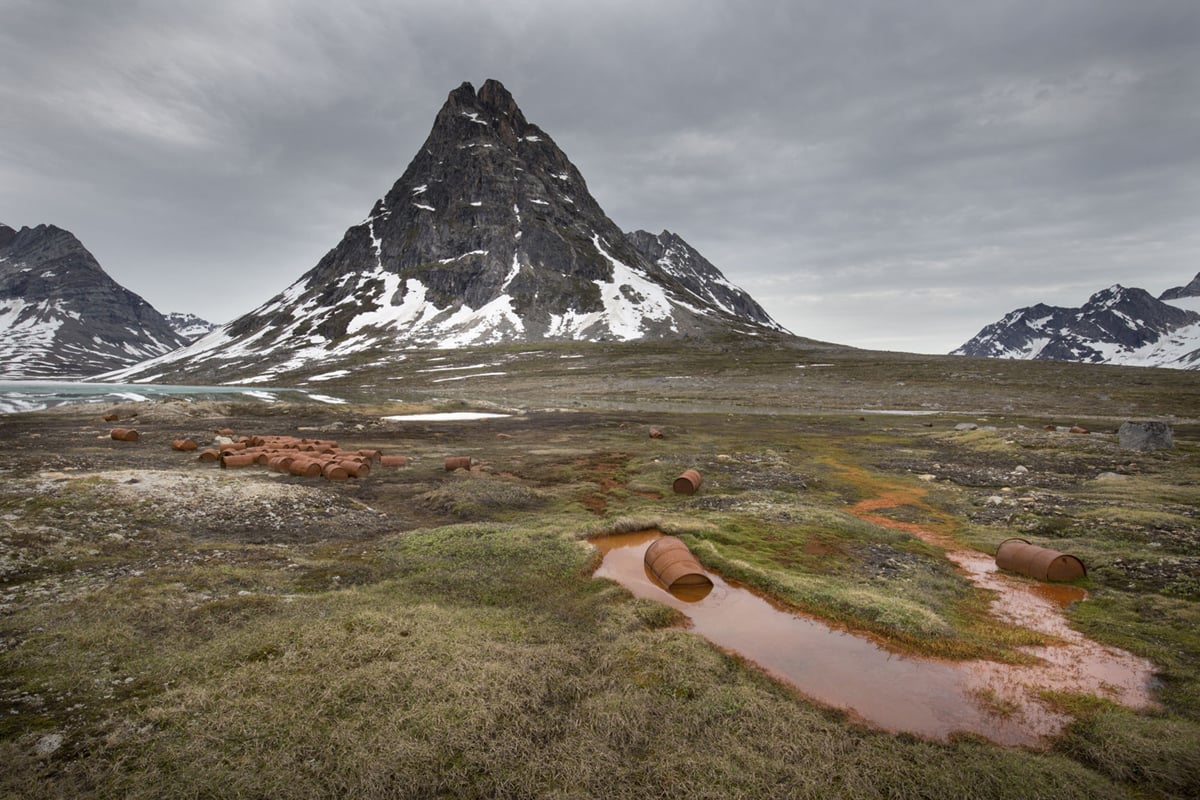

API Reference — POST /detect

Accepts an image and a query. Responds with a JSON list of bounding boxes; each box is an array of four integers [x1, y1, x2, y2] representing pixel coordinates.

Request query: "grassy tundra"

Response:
[[1, 340, 1198, 799]]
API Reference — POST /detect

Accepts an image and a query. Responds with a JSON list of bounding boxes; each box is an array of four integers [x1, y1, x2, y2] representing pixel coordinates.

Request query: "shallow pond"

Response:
[[592, 530, 1157, 747]]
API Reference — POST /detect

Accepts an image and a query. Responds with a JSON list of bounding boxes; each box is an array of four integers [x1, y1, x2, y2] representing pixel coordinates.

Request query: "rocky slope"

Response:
[[0, 223, 187, 378], [952, 277, 1200, 370], [104, 79, 787, 385]]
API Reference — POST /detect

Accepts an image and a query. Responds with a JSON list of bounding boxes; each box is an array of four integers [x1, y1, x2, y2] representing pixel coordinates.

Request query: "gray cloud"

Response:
[[2, 0, 1197, 354]]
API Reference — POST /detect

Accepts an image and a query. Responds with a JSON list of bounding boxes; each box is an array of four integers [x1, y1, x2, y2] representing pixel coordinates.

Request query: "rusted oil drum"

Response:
[[339, 460, 370, 478], [379, 455, 407, 467], [197, 448, 220, 462], [220, 453, 256, 468], [358, 449, 382, 462], [110, 428, 139, 442], [103, 413, 119, 422], [649, 428, 664, 439], [171, 439, 198, 451], [644, 536, 713, 590], [267, 455, 294, 472], [214, 428, 235, 437], [322, 463, 350, 481], [445, 456, 472, 471], [672, 469, 703, 495], [288, 459, 323, 478], [995, 537, 1086, 582]]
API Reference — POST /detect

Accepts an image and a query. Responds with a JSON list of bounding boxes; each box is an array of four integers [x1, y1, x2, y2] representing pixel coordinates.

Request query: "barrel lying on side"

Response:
[[995, 537, 1086, 581], [644, 535, 713, 590]]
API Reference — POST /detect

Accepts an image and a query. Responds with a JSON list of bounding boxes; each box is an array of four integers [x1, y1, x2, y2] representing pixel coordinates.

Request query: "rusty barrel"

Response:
[[110, 428, 139, 442], [649, 428, 664, 439], [379, 455, 407, 467], [357, 449, 382, 462], [445, 456, 472, 471], [644, 535, 713, 590], [672, 469, 703, 495], [197, 448, 220, 462], [171, 439, 198, 451], [220, 453, 256, 468], [288, 459, 323, 478], [995, 537, 1086, 582], [339, 460, 370, 478], [322, 463, 350, 481], [103, 413, 119, 422]]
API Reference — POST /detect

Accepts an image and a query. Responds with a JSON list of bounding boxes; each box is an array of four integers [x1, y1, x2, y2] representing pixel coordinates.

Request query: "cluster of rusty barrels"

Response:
[[180, 431, 407, 482], [995, 537, 1086, 581]]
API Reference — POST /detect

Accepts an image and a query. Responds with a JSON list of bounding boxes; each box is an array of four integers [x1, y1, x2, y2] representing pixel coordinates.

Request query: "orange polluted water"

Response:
[[591, 529, 1158, 748]]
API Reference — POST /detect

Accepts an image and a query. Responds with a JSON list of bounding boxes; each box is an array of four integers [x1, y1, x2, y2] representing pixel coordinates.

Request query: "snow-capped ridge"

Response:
[[953, 275, 1200, 370]]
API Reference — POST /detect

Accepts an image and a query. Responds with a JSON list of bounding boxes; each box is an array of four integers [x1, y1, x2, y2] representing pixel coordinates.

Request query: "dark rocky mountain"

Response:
[[625, 230, 785, 332], [0, 223, 188, 379], [165, 312, 218, 342], [952, 282, 1200, 370], [105, 79, 788, 384], [1160, 271, 1200, 303]]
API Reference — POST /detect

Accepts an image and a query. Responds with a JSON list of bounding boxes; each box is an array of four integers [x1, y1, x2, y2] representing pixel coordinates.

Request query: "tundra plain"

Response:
[[2, 339, 1199, 799]]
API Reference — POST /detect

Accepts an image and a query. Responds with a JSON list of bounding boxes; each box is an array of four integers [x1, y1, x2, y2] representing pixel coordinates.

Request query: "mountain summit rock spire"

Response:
[[107, 79, 786, 384]]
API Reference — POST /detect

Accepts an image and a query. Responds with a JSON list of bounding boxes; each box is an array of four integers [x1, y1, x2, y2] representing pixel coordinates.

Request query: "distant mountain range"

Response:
[[164, 312, 218, 342], [953, 274, 1200, 370], [0, 223, 192, 379], [103, 79, 788, 385]]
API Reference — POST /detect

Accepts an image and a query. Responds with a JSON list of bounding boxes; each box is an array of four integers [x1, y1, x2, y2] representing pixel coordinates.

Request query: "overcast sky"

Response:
[[2, 0, 1197, 354]]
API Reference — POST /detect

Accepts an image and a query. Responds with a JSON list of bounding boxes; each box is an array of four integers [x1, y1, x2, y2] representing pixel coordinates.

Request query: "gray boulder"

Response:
[[1118, 421, 1174, 451]]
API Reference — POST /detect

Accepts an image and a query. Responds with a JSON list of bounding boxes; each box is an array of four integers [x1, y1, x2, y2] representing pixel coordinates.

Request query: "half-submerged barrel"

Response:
[[110, 428, 139, 442], [445, 456, 472, 471], [673, 469, 702, 495], [644, 535, 713, 590], [995, 537, 1086, 582]]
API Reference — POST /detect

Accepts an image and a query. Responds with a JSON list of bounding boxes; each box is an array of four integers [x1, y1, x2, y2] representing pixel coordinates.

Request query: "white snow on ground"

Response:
[[241, 390, 278, 401], [382, 412, 510, 422], [501, 254, 521, 290], [412, 184, 427, 194], [589, 235, 676, 339], [430, 372, 508, 383], [437, 250, 488, 264], [307, 370, 351, 382], [414, 203, 435, 211], [461, 111, 488, 125], [521, 135, 541, 142], [303, 393, 347, 404]]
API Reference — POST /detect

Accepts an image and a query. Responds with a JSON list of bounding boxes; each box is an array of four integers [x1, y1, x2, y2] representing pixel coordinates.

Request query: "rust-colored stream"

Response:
[[592, 517, 1157, 747]]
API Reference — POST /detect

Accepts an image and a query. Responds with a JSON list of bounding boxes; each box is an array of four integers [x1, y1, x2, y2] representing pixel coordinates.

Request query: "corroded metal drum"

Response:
[[110, 428, 139, 442], [445, 456, 472, 471], [995, 537, 1086, 581], [673, 469, 702, 495], [644, 535, 713, 590]]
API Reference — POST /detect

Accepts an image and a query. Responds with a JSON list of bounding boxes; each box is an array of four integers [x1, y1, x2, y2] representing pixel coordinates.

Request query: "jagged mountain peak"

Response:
[[0, 223, 187, 378], [109, 79, 787, 384], [953, 276, 1200, 370], [1160, 272, 1200, 302]]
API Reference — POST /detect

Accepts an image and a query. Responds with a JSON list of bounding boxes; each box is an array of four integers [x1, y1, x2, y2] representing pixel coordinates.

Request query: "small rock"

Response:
[[1095, 472, 1128, 481], [986, 496, 1006, 506], [1013, 465, 1029, 474], [35, 733, 64, 757], [916, 474, 937, 482], [954, 423, 978, 431]]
